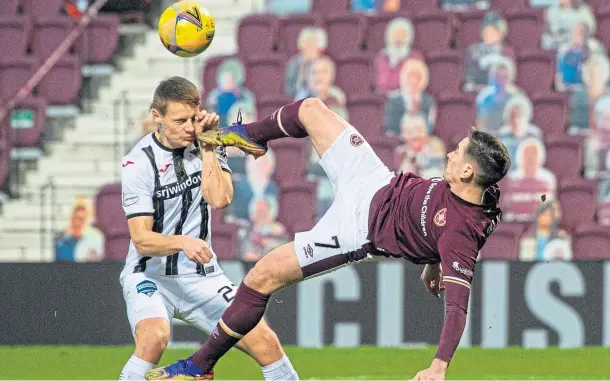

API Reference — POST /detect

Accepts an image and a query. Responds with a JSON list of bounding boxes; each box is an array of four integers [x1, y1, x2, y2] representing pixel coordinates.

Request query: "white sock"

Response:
[[119, 355, 156, 380], [261, 355, 299, 380]]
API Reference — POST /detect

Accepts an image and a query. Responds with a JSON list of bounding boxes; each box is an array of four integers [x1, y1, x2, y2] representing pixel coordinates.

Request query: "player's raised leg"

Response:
[[197, 97, 351, 159], [120, 318, 170, 380]]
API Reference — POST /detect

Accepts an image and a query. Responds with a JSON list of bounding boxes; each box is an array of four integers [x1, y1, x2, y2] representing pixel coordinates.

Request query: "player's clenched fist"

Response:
[[196, 109, 220, 134], [176, 235, 214, 264], [420, 263, 444, 299]]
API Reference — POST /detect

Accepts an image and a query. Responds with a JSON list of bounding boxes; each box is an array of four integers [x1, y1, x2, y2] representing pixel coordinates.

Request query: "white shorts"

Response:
[[121, 272, 236, 336], [294, 126, 394, 278]]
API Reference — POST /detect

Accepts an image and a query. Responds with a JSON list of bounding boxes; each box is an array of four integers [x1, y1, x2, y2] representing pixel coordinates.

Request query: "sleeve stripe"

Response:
[[221, 167, 232, 174], [126, 212, 154, 219], [443, 276, 471, 289]]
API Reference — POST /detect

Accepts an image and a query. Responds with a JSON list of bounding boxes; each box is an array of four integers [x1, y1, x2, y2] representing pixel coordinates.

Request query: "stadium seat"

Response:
[[211, 207, 226, 228], [82, 14, 120, 64], [516, 50, 555, 95], [201, 55, 236, 98], [257, 95, 292, 120], [572, 224, 610, 260], [434, 93, 476, 150], [0, 16, 31, 59], [31, 16, 82, 60], [22, 0, 65, 17], [596, 7, 610, 53], [38, 56, 82, 105], [0, 0, 20, 14], [412, 11, 453, 53], [505, 8, 543, 53], [104, 232, 131, 261], [558, 179, 598, 232], [597, 202, 610, 227], [312, 0, 350, 13], [544, 135, 584, 183], [237, 14, 279, 58], [455, 10, 487, 50], [10, 96, 46, 148], [400, 0, 439, 12], [479, 223, 524, 260], [277, 13, 324, 56], [346, 94, 385, 140], [531, 92, 568, 138], [0, 56, 39, 102], [211, 223, 240, 260], [245, 55, 287, 100], [95, 183, 128, 236], [269, 139, 309, 185], [491, 0, 527, 12], [278, 179, 318, 232], [335, 52, 375, 96], [324, 13, 368, 58], [425, 50, 463, 97], [365, 11, 412, 53], [0, 139, 10, 194], [369, 135, 402, 172]]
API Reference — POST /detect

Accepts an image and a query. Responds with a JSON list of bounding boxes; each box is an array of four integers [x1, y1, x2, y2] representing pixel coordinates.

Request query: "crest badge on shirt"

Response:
[[433, 208, 447, 227], [350, 134, 364, 147]]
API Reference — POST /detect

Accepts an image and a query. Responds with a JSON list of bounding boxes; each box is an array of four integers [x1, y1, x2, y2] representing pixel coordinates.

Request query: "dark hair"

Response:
[[150, 76, 200, 115], [465, 129, 511, 188]]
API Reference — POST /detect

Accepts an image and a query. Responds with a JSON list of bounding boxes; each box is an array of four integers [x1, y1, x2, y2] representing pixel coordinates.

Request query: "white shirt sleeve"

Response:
[[215, 146, 231, 173], [121, 157, 155, 218]]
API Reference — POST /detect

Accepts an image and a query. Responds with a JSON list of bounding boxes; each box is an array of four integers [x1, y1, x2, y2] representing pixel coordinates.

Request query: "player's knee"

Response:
[[299, 97, 327, 121], [134, 323, 169, 358], [244, 262, 278, 294]]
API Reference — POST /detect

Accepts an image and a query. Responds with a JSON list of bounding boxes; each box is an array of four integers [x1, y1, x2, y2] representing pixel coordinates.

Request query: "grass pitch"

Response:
[[0, 346, 607, 379]]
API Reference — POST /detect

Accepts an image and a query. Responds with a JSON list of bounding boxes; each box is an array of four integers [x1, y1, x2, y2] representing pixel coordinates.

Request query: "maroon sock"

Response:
[[245, 99, 309, 145], [191, 282, 271, 373]]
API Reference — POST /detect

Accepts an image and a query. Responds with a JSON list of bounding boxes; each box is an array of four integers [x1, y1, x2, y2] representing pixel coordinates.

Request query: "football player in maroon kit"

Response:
[[147, 97, 511, 381]]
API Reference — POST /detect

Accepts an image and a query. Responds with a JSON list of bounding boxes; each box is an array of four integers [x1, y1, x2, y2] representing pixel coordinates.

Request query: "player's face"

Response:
[[154, 101, 198, 148], [444, 137, 474, 184]]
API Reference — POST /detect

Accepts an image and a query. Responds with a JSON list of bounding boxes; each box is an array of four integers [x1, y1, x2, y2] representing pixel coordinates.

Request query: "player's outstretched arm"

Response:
[[128, 216, 213, 264], [197, 110, 233, 209]]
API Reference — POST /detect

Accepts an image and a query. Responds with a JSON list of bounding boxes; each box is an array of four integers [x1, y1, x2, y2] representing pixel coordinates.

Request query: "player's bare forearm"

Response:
[[200, 146, 233, 209], [131, 231, 184, 256]]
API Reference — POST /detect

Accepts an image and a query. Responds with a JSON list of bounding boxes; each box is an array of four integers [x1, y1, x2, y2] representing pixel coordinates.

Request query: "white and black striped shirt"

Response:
[[120, 132, 231, 278]]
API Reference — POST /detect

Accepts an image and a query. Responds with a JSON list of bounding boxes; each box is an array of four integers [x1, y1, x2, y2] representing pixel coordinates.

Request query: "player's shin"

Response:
[[191, 283, 271, 373], [245, 99, 308, 145]]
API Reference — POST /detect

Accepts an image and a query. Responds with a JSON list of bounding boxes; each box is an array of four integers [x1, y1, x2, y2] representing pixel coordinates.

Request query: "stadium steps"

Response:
[[0, 0, 253, 262]]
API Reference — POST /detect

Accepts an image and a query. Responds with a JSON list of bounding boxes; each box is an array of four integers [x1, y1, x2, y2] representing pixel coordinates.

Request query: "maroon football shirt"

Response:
[[368, 172, 502, 363]]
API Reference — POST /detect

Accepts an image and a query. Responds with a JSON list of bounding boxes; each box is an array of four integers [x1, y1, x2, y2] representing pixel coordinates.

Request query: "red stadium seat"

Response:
[[0, 56, 38, 101], [425, 50, 463, 97], [400, 0, 439, 12], [491, 0, 527, 12], [211, 223, 240, 260], [269, 139, 309, 185], [38, 56, 82, 105], [455, 10, 487, 50], [0, 16, 31, 59], [201, 55, 236, 99], [505, 8, 543, 54], [211, 208, 226, 228], [245, 55, 287, 100], [278, 14, 324, 56], [516, 50, 555, 95], [312, 0, 350, 13], [347, 94, 385, 140], [572, 224, 610, 260], [22, 0, 64, 17], [531, 92, 568, 138], [558, 179, 598, 232], [10, 96, 46, 149], [278, 179, 317, 232], [0, 0, 20, 14], [31, 16, 81, 60], [479, 223, 524, 260], [412, 11, 453, 53], [325, 13, 368, 58], [104, 232, 131, 261], [335, 52, 375, 96], [95, 183, 128, 236], [365, 11, 412, 53], [596, 7, 610, 53], [237, 14, 278, 58], [257, 95, 292, 120], [369, 135, 401, 172], [544, 135, 584, 183], [82, 14, 121, 64], [435, 93, 476, 150]]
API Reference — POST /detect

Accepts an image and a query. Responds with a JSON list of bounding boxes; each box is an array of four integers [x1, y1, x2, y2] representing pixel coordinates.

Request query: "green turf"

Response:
[[0, 346, 608, 379]]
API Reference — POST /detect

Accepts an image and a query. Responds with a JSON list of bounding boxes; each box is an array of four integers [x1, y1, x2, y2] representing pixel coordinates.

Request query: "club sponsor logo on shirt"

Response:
[[452, 261, 474, 277], [433, 208, 447, 227], [420, 178, 443, 236], [350, 134, 364, 147], [155, 173, 202, 200], [122, 192, 140, 207], [136, 280, 158, 297]]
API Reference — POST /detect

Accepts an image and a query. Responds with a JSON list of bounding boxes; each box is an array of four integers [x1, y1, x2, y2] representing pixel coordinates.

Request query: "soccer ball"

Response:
[[158, 1, 215, 57]]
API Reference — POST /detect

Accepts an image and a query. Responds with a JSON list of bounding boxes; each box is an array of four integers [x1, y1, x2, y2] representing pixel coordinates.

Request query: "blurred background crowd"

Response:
[[2, 0, 610, 264]]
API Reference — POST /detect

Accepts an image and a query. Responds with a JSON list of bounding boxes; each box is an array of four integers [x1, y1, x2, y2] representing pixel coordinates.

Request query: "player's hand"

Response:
[[411, 359, 447, 381], [177, 235, 213, 264], [420, 263, 444, 298], [196, 109, 220, 133]]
